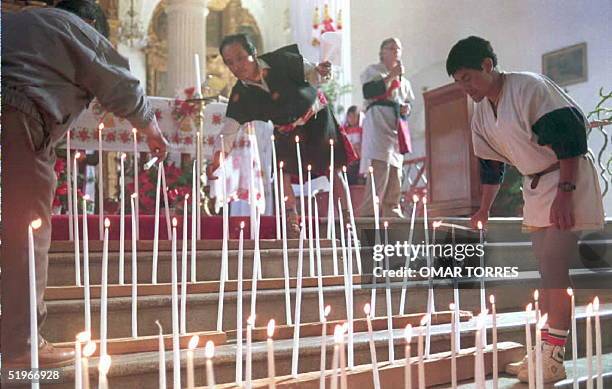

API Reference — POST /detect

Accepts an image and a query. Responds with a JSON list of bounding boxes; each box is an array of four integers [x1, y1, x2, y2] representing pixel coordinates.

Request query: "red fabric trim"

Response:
[[546, 336, 567, 346]]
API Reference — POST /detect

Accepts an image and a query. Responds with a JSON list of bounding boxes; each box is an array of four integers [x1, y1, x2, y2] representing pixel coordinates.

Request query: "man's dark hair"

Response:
[[446, 36, 497, 76], [56, 0, 110, 38], [219, 34, 257, 57], [347, 105, 359, 115]]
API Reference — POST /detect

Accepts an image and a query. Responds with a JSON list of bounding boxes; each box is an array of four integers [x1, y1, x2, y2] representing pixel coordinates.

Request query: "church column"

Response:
[[166, 0, 208, 96]]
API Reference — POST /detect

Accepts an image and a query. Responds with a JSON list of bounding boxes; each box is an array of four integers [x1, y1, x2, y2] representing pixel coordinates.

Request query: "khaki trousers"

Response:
[[358, 159, 403, 218], [1, 105, 56, 359]]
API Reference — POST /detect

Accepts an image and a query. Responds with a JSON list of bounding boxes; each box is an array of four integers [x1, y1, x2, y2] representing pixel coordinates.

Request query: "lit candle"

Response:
[[320, 305, 332, 389], [132, 128, 139, 240], [205, 341, 216, 388], [449, 304, 457, 389], [308, 165, 315, 278], [279, 160, 292, 325], [491, 295, 498, 389], [586, 303, 593, 389], [97, 354, 111, 389], [404, 324, 412, 389], [330, 325, 342, 389], [155, 320, 167, 389], [82, 195, 91, 332], [594, 297, 602, 389], [399, 195, 418, 315], [160, 163, 172, 239], [364, 304, 381, 389], [152, 162, 162, 284], [567, 288, 578, 389], [341, 166, 362, 274], [119, 153, 126, 285], [98, 123, 104, 240], [346, 224, 355, 369], [370, 196, 380, 315], [74, 331, 89, 389], [187, 335, 199, 389], [191, 161, 197, 282], [536, 313, 548, 389], [314, 194, 325, 321], [100, 218, 110, 357], [295, 136, 306, 239], [292, 223, 306, 377], [267, 136, 279, 240], [194, 53, 202, 96], [246, 315, 255, 389], [67, 130, 73, 241], [418, 315, 428, 389], [181, 195, 190, 335], [384, 221, 394, 363], [82, 341, 96, 389], [423, 197, 434, 357], [73, 152, 81, 286], [131, 194, 138, 338], [236, 221, 245, 385], [526, 303, 535, 389], [267, 319, 276, 389], [171, 218, 181, 389], [534, 289, 540, 323]]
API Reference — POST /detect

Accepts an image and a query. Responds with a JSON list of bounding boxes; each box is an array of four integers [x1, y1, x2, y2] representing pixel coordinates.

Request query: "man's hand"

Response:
[[470, 208, 490, 230], [140, 117, 168, 159], [206, 151, 221, 181], [550, 191, 574, 230], [316, 61, 332, 78], [400, 103, 410, 116], [388, 62, 404, 80]]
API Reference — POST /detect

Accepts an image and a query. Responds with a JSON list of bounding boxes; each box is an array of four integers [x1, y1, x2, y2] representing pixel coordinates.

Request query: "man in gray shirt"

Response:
[[1, 0, 167, 368]]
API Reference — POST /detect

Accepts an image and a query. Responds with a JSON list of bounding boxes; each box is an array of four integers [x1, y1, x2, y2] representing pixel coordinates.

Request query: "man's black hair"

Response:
[[56, 0, 110, 38], [446, 36, 497, 76], [219, 34, 257, 57], [347, 105, 359, 115]]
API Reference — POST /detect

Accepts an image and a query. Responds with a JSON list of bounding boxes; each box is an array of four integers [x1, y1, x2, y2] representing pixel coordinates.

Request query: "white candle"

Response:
[[586, 303, 593, 389], [131, 194, 138, 338], [100, 218, 110, 357], [320, 305, 331, 389], [327, 139, 335, 241], [568, 288, 578, 389], [119, 153, 126, 285], [474, 313, 485, 388], [160, 163, 172, 239], [194, 53, 202, 96], [491, 295, 498, 389], [82, 341, 96, 389], [155, 320, 167, 389], [594, 297, 602, 389], [196, 131, 202, 240], [191, 161, 197, 282], [132, 128, 139, 240], [152, 162, 162, 284], [369, 166, 379, 229], [236, 221, 245, 385], [346, 224, 355, 369], [337, 198, 349, 301], [308, 165, 315, 278], [526, 303, 535, 389], [423, 198, 434, 357], [383, 221, 394, 363], [187, 335, 199, 389], [291, 223, 306, 377], [295, 136, 306, 236], [400, 195, 419, 315], [418, 315, 427, 389], [98, 123, 104, 240], [205, 341, 216, 388], [404, 325, 412, 389], [339, 323, 348, 389], [267, 319, 276, 389], [250, 211, 262, 318], [330, 325, 342, 389], [314, 194, 325, 321], [449, 304, 457, 389], [181, 195, 190, 335], [370, 196, 379, 316], [246, 315, 255, 389], [267, 136, 279, 241], [536, 313, 548, 389], [74, 331, 88, 389], [364, 304, 381, 389], [534, 289, 540, 323], [73, 152, 81, 286], [82, 196, 91, 333], [67, 130, 73, 241], [97, 354, 111, 389], [341, 166, 362, 274], [279, 161, 292, 325], [171, 218, 181, 389]]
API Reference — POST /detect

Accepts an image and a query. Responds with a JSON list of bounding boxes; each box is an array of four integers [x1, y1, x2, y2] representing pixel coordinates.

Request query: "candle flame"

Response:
[[368, 166, 374, 174], [566, 287, 573, 297], [30, 218, 42, 229], [586, 302, 593, 316], [279, 161, 284, 168], [537, 313, 548, 329], [432, 220, 442, 228], [84, 194, 90, 201], [329, 139, 334, 146], [104, 218, 110, 228], [489, 294, 495, 305], [121, 152, 127, 160], [404, 324, 413, 341], [76, 331, 90, 343], [98, 354, 112, 375], [477, 221, 483, 230], [422, 196, 427, 205], [420, 314, 429, 326], [172, 218, 178, 227], [593, 296, 600, 312], [341, 322, 349, 333], [75, 151, 82, 160], [324, 305, 331, 317], [185, 193, 190, 201], [412, 194, 419, 203], [132, 128, 137, 134], [131, 193, 138, 199], [307, 164, 312, 171], [534, 289, 539, 301], [449, 303, 455, 311], [247, 315, 255, 326], [384, 220, 389, 228], [267, 319, 276, 338], [334, 325, 344, 344], [342, 165, 347, 173], [98, 123, 104, 131], [205, 340, 215, 358], [82, 341, 96, 357], [526, 303, 533, 312], [295, 135, 300, 143], [188, 335, 200, 350], [240, 221, 245, 229], [363, 303, 371, 316]]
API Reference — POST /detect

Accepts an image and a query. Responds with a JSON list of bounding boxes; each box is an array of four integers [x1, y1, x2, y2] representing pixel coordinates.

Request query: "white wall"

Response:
[[351, 0, 612, 213]]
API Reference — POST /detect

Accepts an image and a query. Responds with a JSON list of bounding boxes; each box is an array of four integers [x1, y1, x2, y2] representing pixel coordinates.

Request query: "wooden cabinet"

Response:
[[424, 82, 481, 217]]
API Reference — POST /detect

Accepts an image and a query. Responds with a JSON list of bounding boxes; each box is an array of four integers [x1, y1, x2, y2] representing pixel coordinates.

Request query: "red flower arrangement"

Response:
[[53, 154, 85, 212]]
